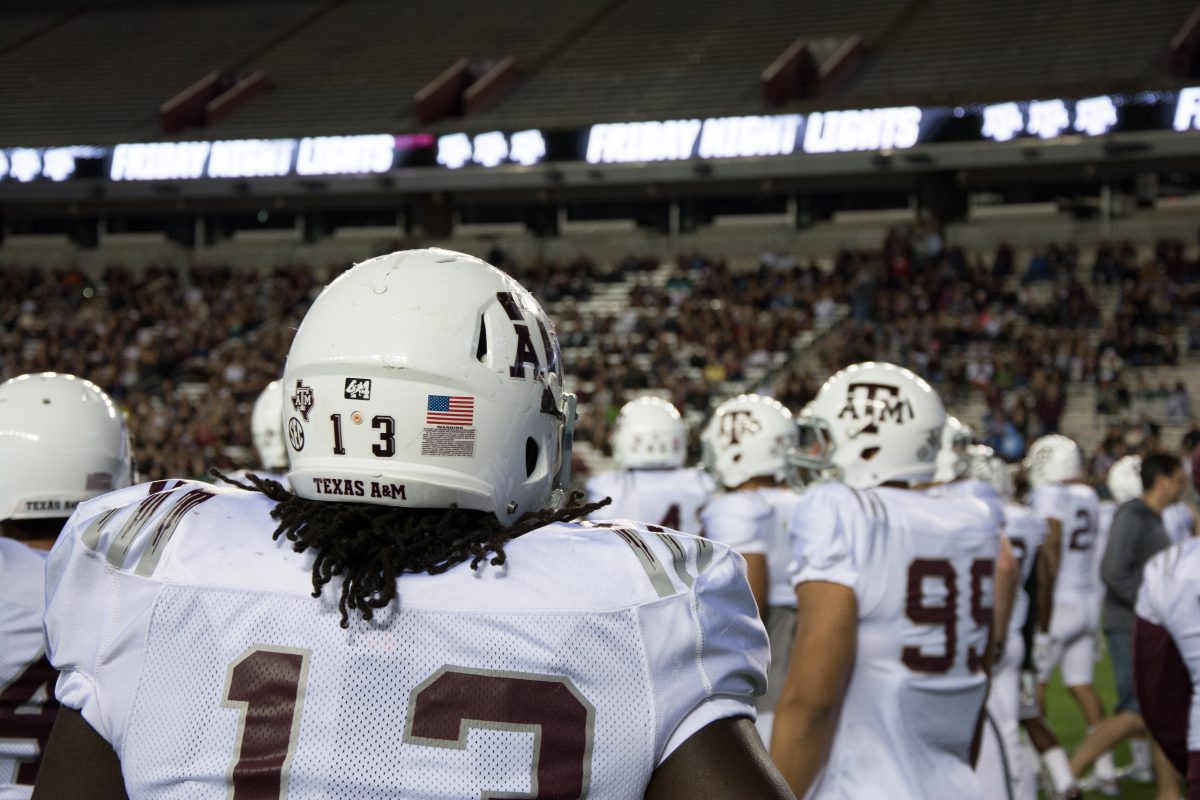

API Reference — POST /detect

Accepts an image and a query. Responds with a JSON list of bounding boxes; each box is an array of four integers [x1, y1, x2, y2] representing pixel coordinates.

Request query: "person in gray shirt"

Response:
[[1071, 452, 1187, 792]]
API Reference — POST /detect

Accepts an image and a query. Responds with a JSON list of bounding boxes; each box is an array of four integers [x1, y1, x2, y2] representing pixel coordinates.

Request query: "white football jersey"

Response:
[[44, 481, 767, 799], [701, 486, 800, 609], [585, 467, 715, 534], [788, 482, 1000, 800], [1001, 502, 1048, 647], [0, 538, 55, 800], [1029, 483, 1102, 598], [1163, 502, 1196, 546], [928, 479, 1006, 532], [1136, 538, 1200, 750]]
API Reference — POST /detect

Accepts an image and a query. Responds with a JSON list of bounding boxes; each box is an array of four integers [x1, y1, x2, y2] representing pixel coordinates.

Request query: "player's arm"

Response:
[[770, 580, 857, 796], [1035, 519, 1062, 632], [991, 535, 1020, 653], [645, 717, 795, 800], [742, 553, 769, 618], [32, 706, 127, 800]]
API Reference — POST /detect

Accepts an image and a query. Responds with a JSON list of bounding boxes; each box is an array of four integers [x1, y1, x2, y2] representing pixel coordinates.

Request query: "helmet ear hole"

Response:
[[476, 315, 488, 362], [525, 437, 539, 477], [861, 447, 880, 462]]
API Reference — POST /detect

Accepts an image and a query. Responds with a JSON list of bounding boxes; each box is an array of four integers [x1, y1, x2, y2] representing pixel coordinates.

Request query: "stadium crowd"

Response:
[[1, 230, 1197, 490]]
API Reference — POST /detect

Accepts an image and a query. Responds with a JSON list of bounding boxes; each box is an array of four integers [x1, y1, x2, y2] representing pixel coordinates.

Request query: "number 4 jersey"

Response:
[[43, 480, 767, 799], [788, 482, 1001, 800], [585, 467, 715, 534]]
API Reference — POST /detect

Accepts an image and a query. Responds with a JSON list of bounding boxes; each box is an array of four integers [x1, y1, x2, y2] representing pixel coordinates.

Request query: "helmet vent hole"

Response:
[[861, 447, 880, 461], [731, 453, 742, 463], [525, 437, 539, 477], [476, 316, 488, 362]]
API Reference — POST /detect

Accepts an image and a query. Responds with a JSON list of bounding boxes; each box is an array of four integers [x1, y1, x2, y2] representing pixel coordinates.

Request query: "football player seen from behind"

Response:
[[1024, 434, 1117, 790], [700, 394, 801, 743], [586, 395, 715, 531], [0, 373, 132, 799], [771, 362, 1002, 799], [34, 249, 793, 800], [966, 452, 1081, 800]]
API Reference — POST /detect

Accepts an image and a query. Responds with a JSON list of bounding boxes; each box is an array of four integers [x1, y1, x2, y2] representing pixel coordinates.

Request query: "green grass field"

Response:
[[1042, 648, 1163, 800]]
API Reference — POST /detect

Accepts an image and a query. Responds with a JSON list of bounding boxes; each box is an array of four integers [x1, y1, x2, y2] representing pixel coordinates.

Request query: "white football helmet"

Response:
[[283, 248, 575, 525], [251, 379, 288, 470], [792, 362, 945, 488], [965, 444, 1014, 500], [1106, 455, 1143, 503], [701, 394, 798, 489], [1024, 434, 1083, 486], [934, 415, 973, 483], [611, 396, 686, 470], [0, 372, 133, 520]]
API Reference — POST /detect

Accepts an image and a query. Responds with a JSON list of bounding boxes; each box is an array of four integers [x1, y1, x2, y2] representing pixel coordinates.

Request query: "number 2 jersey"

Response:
[[788, 482, 1001, 800], [585, 467, 715, 533], [1029, 482, 1102, 599], [43, 480, 768, 799], [0, 538, 58, 800]]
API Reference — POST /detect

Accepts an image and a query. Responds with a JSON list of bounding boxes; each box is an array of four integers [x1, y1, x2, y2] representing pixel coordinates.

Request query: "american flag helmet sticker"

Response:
[[426, 395, 475, 426]]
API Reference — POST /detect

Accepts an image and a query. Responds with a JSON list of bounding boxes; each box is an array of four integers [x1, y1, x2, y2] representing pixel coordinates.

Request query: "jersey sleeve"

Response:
[[43, 481, 200, 748], [1135, 546, 1173, 625], [788, 483, 869, 598], [700, 492, 771, 555], [634, 532, 769, 764]]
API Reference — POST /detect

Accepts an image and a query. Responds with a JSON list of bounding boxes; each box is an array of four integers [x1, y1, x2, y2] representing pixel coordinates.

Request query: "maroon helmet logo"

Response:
[[837, 382, 914, 437]]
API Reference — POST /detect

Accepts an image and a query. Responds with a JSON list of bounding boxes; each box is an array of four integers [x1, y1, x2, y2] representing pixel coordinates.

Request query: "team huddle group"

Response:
[[1, 247, 1197, 800]]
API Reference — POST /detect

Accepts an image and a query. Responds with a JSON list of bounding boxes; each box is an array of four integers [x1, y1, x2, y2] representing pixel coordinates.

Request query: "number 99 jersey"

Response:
[[788, 482, 1000, 800], [44, 481, 767, 799]]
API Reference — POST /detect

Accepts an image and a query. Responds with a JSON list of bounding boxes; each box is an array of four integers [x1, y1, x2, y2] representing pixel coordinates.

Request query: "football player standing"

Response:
[[1025, 434, 1117, 791], [771, 362, 1002, 799], [700, 393, 802, 742], [33, 250, 793, 800], [0, 373, 132, 799], [586, 396, 715, 531]]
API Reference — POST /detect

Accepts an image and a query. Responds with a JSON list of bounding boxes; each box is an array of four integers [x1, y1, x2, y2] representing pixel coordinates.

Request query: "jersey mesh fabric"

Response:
[[44, 482, 767, 799], [1030, 483, 1102, 597]]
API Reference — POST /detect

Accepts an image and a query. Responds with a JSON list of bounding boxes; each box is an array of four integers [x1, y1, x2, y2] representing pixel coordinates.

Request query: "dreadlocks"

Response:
[[214, 469, 610, 628]]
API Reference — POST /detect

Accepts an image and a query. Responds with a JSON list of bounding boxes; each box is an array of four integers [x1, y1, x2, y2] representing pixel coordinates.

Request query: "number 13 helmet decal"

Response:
[[0, 372, 133, 520], [283, 249, 575, 525], [792, 361, 946, 489]]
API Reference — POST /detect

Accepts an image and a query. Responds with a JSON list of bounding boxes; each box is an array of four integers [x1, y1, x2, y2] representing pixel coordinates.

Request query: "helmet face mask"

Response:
[[700, 394, 798, 489], [934, 416, 973, 483], [283, 249, 574, 525], [965, 444, 1013, 499], [0, 372, 133, 521], [799, 362, 945, 489], [611, 397, 686, 470]]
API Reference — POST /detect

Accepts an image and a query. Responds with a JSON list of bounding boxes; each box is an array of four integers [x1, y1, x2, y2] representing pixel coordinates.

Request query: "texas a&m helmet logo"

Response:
[[291, 379, 314, 421], [717, 410, 761, 446], [837, 382, 914, 437]]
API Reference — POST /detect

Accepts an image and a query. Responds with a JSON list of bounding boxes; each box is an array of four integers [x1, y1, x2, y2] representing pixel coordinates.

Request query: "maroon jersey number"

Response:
[[405, 667, 596, 799], [222, 646, 310, 800], [0, 656, 60, 786], [902, 558, 994, 675]]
